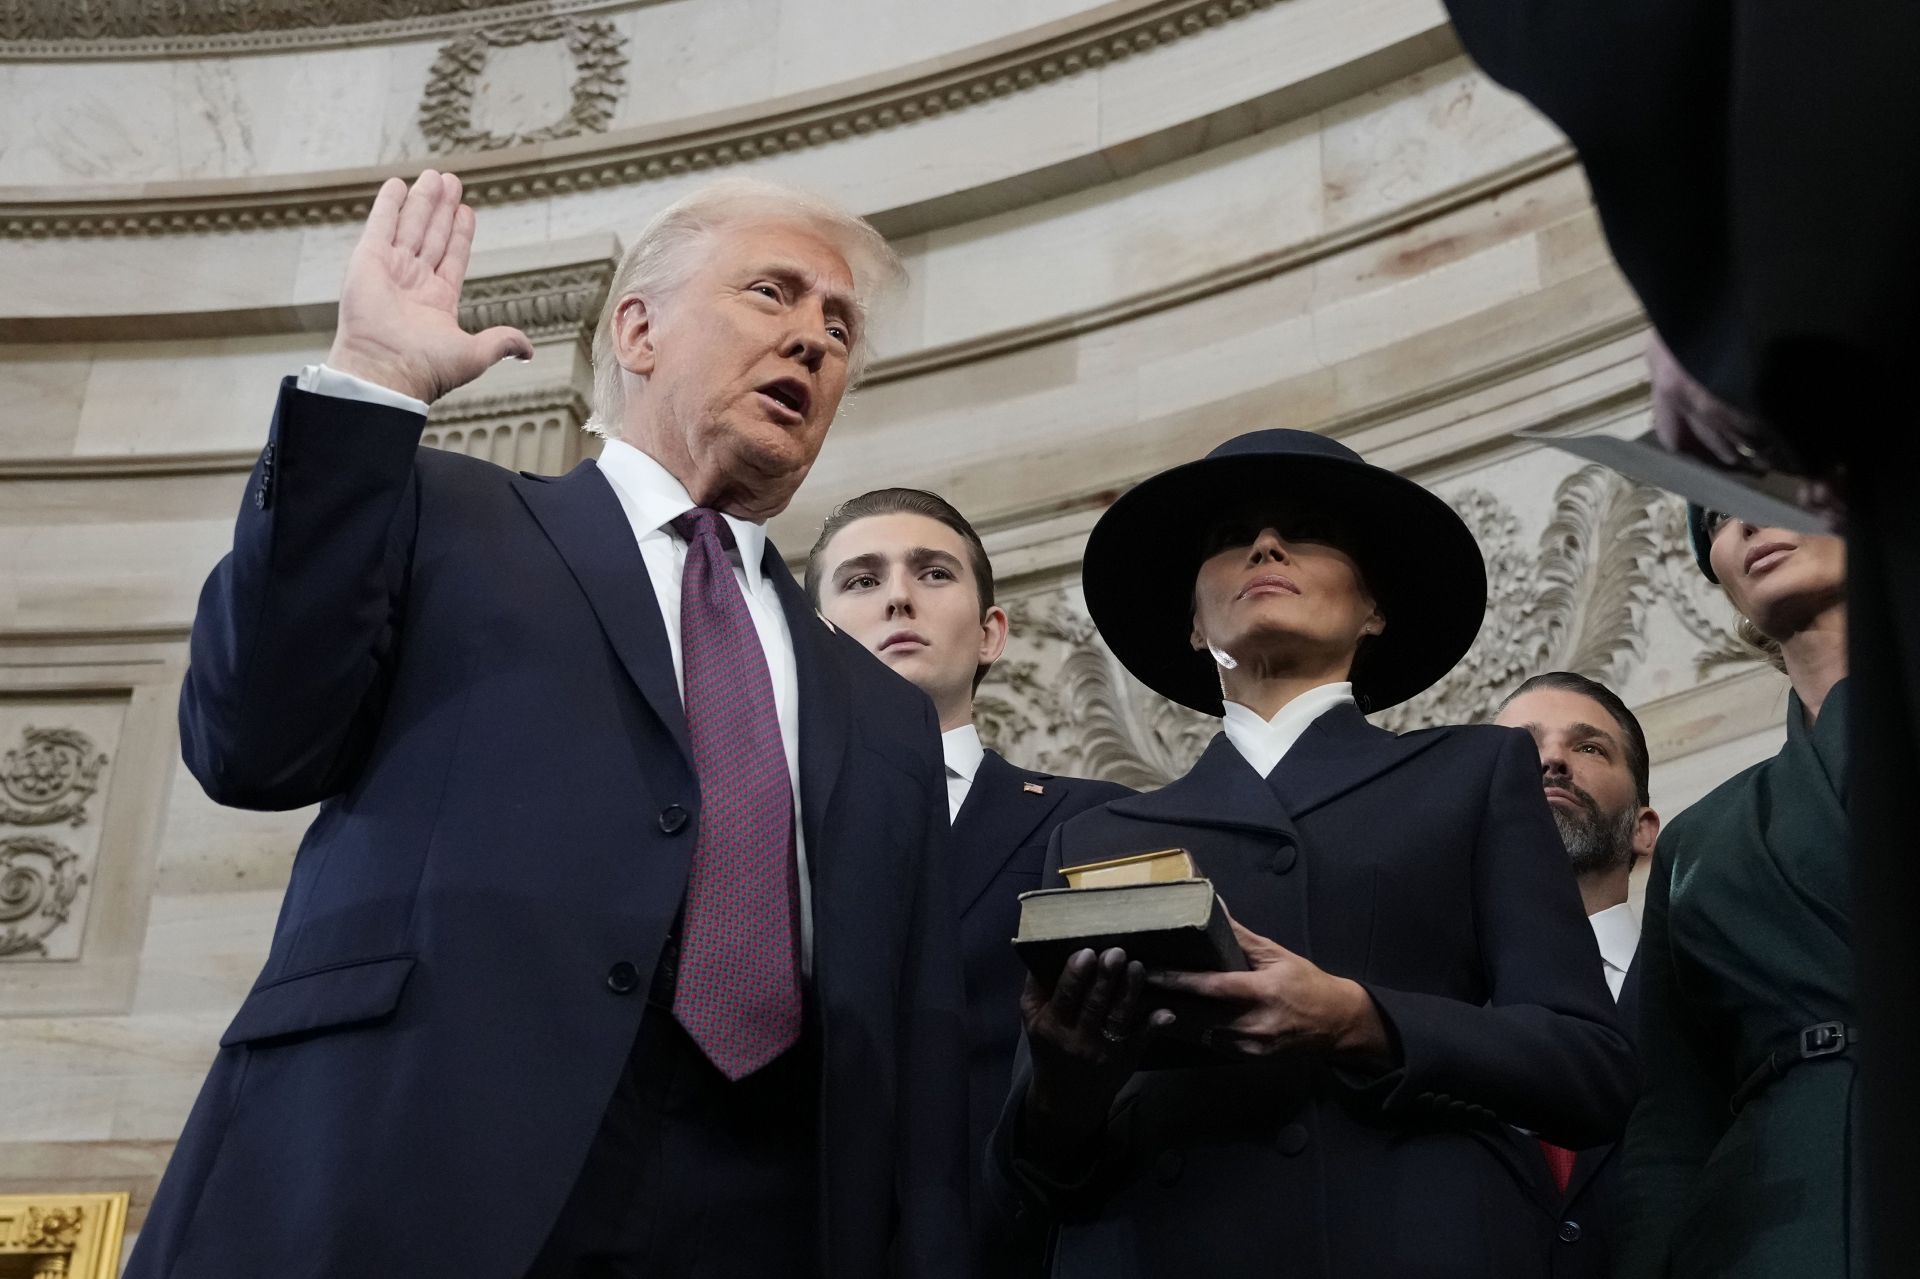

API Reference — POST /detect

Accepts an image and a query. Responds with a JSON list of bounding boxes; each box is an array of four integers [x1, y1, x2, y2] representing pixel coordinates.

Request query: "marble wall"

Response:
[[0, 0, 1785, 1248]]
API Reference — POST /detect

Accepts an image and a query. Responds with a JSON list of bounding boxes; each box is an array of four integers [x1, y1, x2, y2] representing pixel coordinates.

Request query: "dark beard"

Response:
[[1549, 790, 1639, 876]]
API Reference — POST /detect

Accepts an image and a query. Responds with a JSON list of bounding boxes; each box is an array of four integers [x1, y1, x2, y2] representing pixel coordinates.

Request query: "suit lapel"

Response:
[[952, 751, 1069, 916], [512, 462, 692, 768], [765, 552, 848, 866], [1265, 704, 1451, 819]]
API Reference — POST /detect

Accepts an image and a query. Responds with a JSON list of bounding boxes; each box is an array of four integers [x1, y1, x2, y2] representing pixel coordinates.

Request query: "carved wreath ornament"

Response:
[[977, 466, 1760, 787], [1, 726, 108, 827], [420, 16, 628, 154], [0, 835, 87, 959]]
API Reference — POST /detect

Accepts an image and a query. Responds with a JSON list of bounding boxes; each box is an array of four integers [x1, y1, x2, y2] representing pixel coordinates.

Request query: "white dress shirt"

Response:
[[942, 724, 985, 824], [298, 364, 813, 969], [1219, 681, 1358, 778], [1587, 901, 1639, 1002]]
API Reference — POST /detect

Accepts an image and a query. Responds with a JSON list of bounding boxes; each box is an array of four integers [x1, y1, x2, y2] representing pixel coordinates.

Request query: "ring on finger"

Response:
[[1100, 1026, 1126, 1045]]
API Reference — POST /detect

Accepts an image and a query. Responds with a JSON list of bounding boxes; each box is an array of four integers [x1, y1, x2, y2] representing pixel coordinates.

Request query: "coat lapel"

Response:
[[1265, 704, 1451, 819], [952, 750, 1070, 916], [512, 461, 692, 767], [765, 551, 849, 864], [1104, 734, 1298, 837]]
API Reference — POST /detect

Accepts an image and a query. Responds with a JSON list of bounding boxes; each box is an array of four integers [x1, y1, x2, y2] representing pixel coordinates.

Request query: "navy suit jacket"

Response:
[[1524, 954, 1642, 1279], [991, 707, 1636, 1279], [951, 751, 1131, 1273], [128, 383, 968, 1279]]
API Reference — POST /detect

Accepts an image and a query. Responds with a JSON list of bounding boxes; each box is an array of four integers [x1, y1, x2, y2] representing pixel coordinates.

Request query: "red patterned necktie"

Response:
[[1539, 1139, 1577, 1194], [668, 508, 801, 1081]]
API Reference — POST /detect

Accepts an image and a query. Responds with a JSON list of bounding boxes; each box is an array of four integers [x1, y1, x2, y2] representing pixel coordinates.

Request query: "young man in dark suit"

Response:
[[129, 171, 967, 1279], [808, 488, 1132, 1275], [1496, 672, 1660, 1278]]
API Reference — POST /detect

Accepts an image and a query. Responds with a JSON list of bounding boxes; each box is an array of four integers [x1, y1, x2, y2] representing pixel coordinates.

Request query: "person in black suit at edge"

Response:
[[126, 169, 969, 1279], [1494, 672, 1660, 1277], [806, 487, 1133, 1277], [987, 429, 1637, 1278]]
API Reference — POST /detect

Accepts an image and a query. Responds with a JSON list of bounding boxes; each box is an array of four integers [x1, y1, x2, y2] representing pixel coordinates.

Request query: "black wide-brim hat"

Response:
[[1082, 429, 1487, 715]]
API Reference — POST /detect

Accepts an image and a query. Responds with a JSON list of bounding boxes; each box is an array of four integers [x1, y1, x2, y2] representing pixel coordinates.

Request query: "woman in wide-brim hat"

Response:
[[1618, 506, 1858, 1279], [988, 430, 1636, 1279]]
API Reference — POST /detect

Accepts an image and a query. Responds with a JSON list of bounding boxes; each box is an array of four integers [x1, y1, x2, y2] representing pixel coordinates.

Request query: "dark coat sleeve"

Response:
[[179, 380, 426, 811], [1353, 729, 1639, 1149], [892, 694, 974, 1278], [1615, 833, 1731, 1276]]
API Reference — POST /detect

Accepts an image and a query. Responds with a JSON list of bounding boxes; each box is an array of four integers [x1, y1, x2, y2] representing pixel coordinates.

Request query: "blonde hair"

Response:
[[1736, 616, 1790, 674], [585, 178, 904, 437]]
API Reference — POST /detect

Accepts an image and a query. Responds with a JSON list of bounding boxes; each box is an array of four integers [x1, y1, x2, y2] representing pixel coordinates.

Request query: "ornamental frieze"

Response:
[[0, 726, 109, 828]]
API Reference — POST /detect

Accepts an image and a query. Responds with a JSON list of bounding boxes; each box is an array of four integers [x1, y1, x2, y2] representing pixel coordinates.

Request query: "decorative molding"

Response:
[[0, 834, 88, 959], [0, 0, 629, 60], [0, 726, 109, 828], [977, 466, 1759, 787], [424, 385, 593, 473], [0, 0, 1281, 239], [420, 16, 629, 154], [455, 258, 613, 340], [0, 1194, 128, 1279]]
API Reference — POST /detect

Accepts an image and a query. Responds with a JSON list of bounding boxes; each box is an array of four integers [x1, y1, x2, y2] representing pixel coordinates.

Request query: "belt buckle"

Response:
[[1800, 1021, 1847, 1059]]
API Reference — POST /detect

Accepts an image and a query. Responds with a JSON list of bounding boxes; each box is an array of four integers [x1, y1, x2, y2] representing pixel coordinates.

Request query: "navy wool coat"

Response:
[[991, 705, 1637, 1279], [127, 383, 968, 1279]]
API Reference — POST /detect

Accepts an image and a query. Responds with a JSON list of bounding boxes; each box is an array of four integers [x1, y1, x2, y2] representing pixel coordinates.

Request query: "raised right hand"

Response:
[[326, 170, 534, 405]]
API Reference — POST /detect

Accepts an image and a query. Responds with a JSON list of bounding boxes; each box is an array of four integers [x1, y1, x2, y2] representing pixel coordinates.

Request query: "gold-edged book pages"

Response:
[[0, 1192, 128, 1279], [1059, 847, 1197, 889]]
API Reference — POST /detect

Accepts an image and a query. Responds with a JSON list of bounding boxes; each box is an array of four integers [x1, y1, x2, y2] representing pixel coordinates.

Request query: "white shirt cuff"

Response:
[[296, 364, 430, 418]]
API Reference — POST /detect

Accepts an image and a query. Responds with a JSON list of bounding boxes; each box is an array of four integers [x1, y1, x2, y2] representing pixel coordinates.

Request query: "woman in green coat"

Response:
[[1617, 508, 1854, 1277]]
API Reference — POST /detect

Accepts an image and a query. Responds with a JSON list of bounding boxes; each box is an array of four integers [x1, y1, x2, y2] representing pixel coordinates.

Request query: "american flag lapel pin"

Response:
[[1023, 781, 1046, 795]]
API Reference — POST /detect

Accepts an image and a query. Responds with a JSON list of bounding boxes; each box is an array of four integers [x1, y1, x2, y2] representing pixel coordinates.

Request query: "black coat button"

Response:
[[1277, 1123, 1309, 1156], [659, 804, 688, 834], [1558, 1221, 1583, 1244], [254, 487, 267, 509], [1154, 1151, 1184, 1185], [605, 961, 640, 994], [1270, 842, 1297, 874]]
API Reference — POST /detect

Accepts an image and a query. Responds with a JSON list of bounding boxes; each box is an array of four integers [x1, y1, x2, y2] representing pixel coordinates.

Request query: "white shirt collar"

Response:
[[1587, 901, 1640, 976], [595, 438, 772, 598], [942, 724, 985, 782], [1219, 682, 1356, 778]]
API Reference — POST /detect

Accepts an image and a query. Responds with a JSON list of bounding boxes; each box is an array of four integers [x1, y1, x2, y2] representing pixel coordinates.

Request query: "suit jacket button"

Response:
[[1277, 1123, 1309, 1156], [1558, 1221, 1582, 1244], [254, 486, 268, 509], [605, 961, 640, 994], [659, 804, 689, 834], [1271, 843, 1297, 874], [1154, 1151, 1184, 1185]]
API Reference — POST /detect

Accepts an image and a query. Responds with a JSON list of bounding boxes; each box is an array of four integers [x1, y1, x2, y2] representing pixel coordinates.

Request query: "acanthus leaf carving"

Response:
[[978, 464, 1764, 787], [0, 835, 88, 960]]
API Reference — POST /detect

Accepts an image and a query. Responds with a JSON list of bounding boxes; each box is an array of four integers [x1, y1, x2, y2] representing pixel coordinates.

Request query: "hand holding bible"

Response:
[[326, 169, 535, 405]]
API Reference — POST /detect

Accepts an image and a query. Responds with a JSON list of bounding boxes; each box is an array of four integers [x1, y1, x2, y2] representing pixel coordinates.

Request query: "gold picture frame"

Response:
[[0, 1193, 128, 1279]]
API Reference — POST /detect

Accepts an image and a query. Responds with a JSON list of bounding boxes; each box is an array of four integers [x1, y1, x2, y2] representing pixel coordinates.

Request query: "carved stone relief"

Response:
[[457, 258, 613, 343], [420, 16, 628, 154], [0, 726, 108, 828], [423, 386, 593, 474], [0, 708, 122, 964], [0, 835, 87, 959], [0, 0, 625, 57], [977, 464, 1758, 787]]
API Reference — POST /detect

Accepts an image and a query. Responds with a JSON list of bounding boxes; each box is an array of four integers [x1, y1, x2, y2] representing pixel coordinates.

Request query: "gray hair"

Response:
[[585, 177, 904, 437]]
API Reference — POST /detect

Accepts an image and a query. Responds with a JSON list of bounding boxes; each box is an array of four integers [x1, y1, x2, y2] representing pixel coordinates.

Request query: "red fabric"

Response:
[[669, 509, 801, 1081], [1538, 1139, 1578, 1195]]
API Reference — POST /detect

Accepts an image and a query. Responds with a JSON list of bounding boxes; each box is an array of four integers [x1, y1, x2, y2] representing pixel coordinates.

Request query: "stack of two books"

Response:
[[1012, 848, 1248, 983]]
